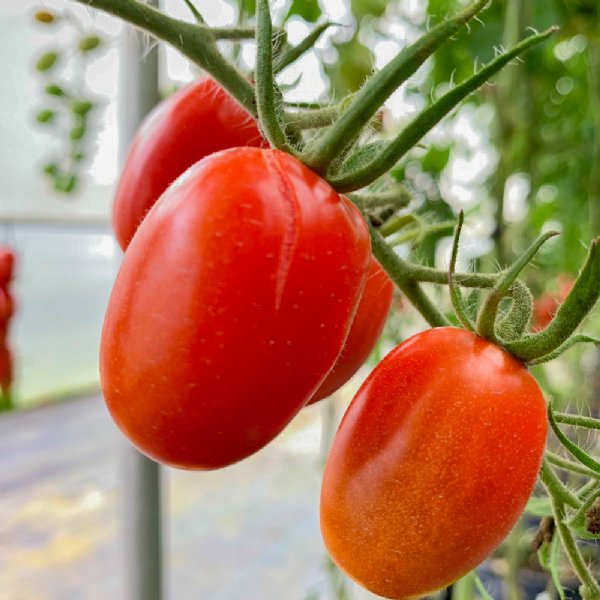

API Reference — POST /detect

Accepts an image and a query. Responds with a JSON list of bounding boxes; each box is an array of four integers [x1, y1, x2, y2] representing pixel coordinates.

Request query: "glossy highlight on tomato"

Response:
[[321, 327, 547, 599], [309, 257, 393, 403], [101, 147, 371, 470], [112, 77, 265, 250]]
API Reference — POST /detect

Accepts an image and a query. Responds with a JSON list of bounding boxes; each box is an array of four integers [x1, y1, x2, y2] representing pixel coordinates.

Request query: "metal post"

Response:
[[118, 9, 163, 600]]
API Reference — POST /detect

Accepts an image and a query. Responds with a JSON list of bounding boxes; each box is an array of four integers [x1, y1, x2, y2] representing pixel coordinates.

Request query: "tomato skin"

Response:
[[309, 257, 393, 403], [112, 77, 265, 250], [320, 327, 547, 599], [101, 147, 371, 470]]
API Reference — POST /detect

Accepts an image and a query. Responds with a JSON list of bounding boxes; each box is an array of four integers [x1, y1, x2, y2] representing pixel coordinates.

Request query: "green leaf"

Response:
[[285, 0, 322, 23], [325, 35, 374, 95], [53, 173, 77, 193], [36, 51, 59, 72], [241, 0, 256, 16], [70, 124, 86, 140], [422, 145, 451, 174], [78, 35, 102, 53], [36, 109, 55, 123], [45, 84, 65, 97], [548, 534, 566, 600], [351, 0, 386, 21], [525, 495, 553, 518], [43, 162, 59, 176], [71, 100, 93, 116]]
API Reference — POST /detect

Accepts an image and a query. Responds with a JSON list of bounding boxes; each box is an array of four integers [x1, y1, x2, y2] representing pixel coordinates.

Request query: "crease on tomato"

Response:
[[264, 150, 300, 313]]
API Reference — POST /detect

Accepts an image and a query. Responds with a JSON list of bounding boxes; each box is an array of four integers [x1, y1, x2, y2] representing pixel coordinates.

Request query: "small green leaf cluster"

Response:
[[31, 7, 106, 194]]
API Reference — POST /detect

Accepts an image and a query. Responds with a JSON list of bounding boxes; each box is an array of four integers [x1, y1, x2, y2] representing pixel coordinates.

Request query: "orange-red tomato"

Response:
[[101, 147, 371, 470], [321, 327, 547, 599], [309, 257, 393, 403], [112, 77, 265, 250]]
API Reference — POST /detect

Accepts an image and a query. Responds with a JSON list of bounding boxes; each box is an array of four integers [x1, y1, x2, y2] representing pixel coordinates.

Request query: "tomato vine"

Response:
[[53, 0, 600, 596]]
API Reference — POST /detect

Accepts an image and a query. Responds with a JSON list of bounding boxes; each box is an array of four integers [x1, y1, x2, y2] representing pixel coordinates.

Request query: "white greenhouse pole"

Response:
[[118, 8, 163, 600]]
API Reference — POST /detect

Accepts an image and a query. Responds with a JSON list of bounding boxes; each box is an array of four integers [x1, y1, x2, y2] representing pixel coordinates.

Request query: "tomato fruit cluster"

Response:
[[102, 80, 396, 469], [321, 327, 547, 599], [102, 74, 551, 595], [0, 246, 16, 397]]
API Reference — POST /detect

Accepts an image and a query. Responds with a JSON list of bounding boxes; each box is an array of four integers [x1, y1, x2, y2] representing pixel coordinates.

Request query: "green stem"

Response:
[[540, 459, 600, 597], [546, 450, 600, 481], [71, 0, 258, 117], [505, 523, 524, 600], [528, 335, 600, 366], [449, 212, 476, 331], [274, 21, 335, 74], [452, 574, 473, 600], [350, 188, 412, 212], [555, 412, 600, 430], [181, 0, 204, 23], [379, 213, 421, 237], [284, 105, 339, 129], [390, 222, 457, 246], [209, 26, 258, 39], [476, 231, 557, 341], [329, 28, 557, 192], [302, 0, 491, 174], [506, 238, 600, 362], [369, 225, 449, 328], [255, 0, 295, 152]]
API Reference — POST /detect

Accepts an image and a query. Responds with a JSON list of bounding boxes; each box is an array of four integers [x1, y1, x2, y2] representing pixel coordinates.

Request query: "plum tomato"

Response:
[[101, 147, 371, 470], [320, 327, 547, 599], [112, 77, 265, 250], [309, 257, 393, 403]]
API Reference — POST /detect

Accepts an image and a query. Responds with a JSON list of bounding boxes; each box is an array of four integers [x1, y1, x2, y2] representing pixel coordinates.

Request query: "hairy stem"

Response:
[[540, 460, 600, 597]]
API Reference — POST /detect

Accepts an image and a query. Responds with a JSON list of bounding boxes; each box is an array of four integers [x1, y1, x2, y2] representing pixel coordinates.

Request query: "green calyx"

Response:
[[444, 216, 600, 364]]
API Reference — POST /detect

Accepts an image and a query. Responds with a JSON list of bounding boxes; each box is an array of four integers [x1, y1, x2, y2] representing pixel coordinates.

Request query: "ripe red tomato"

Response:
[[101, 147, 371, 469], [321, 327, 546, 599], [0, 289, 15, 322], [309, 257, 393, 403], [0, 346, 13, 392], [112, 77, 265, 250], [533, 274, 574, 331], [0, 247, 15, 286]]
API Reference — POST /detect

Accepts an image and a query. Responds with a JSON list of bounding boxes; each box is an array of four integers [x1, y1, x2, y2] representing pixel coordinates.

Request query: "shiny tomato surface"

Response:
[[309, 257, 393, 403], [101, 147, 371, 469], [113, 77, 265, 250], [321, 327, 547, 599]]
